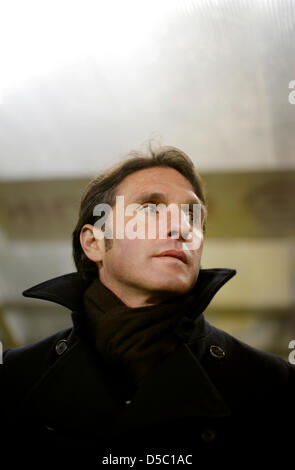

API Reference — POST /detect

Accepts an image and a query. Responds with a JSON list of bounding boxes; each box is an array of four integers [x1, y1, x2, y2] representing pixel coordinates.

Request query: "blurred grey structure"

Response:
[[0, 0, 294, 359]]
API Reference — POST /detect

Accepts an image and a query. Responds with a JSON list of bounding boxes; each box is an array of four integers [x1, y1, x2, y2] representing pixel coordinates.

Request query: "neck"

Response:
[[98, 275, 179, 308]]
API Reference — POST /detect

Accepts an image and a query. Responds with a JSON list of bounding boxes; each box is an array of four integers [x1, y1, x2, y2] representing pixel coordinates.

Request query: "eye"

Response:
[[183, 211, 198, 224], [141, 203, 158, 214], [182, 211, 193, 222]]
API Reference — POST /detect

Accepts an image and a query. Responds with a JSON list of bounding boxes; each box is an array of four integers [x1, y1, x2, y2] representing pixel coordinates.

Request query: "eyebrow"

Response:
[[133, 191, 202, 207]]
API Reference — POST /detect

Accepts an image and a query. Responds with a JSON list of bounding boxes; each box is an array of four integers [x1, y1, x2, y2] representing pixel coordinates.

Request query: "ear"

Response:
[[80, 224, 105, 263]]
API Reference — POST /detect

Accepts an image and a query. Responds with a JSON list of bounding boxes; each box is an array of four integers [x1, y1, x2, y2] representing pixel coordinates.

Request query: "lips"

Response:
[[155, 250, 187, 264]]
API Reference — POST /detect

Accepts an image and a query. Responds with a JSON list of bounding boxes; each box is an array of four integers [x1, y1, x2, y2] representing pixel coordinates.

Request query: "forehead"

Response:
[[116, 167, 196, 199]]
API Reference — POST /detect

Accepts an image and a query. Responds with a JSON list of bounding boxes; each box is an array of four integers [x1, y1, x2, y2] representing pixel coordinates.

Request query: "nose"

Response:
[[167, 207, 191, 241]]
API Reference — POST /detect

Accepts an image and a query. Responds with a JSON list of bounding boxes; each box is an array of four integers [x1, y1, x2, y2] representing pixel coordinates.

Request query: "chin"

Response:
[[154, 279, 194, 296]]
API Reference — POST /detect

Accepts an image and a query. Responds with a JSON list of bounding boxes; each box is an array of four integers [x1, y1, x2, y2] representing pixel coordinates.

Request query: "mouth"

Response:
[[155, 250, 187, 264]]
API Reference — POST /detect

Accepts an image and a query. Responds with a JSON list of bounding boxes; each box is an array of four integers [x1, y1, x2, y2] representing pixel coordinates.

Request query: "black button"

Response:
[[55, 339, 68, 356], [209, 345, 225, 359], [201, 427, 216, 443]]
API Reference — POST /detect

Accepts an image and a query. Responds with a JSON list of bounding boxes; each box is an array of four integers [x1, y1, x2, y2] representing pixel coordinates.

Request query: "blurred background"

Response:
[[0, 0, 294, 360]]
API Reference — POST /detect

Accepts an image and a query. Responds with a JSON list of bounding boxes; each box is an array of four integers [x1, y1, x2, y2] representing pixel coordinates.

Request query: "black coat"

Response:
[[1, 268, 294, 467]]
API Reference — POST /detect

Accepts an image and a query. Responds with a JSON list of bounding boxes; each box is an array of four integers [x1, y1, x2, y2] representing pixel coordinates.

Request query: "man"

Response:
[[1, 146, 294, 467]]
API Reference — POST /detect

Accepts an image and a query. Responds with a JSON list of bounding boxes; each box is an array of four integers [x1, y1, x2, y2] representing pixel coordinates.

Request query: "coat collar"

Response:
[[22, 268, 237, 318]]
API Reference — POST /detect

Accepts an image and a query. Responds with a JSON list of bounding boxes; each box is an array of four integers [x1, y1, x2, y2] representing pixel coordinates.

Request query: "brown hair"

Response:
[[72, 145, 208, 283]]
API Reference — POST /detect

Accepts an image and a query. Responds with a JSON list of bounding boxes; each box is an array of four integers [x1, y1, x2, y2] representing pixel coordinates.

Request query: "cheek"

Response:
[[108, 238, 143, 269]]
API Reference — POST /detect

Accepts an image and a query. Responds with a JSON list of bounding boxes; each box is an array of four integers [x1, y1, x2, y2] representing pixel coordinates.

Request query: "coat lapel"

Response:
[[21, 338, 120, 432], [112, 342, 230, 434], [22, 337, 230, 435]]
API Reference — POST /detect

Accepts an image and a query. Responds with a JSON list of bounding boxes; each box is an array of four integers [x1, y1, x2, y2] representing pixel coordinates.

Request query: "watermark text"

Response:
[[288, 80, 295, 104], [92, 196, 203, 251], [288, 340, 295, 365]]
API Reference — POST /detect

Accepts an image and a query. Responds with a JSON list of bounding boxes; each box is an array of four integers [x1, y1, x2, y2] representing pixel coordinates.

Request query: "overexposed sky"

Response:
[[0, 0, 294, 179]]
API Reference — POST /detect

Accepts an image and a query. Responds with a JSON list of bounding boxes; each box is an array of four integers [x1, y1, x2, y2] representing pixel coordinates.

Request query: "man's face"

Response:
[[96, 167, 204, 306]]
